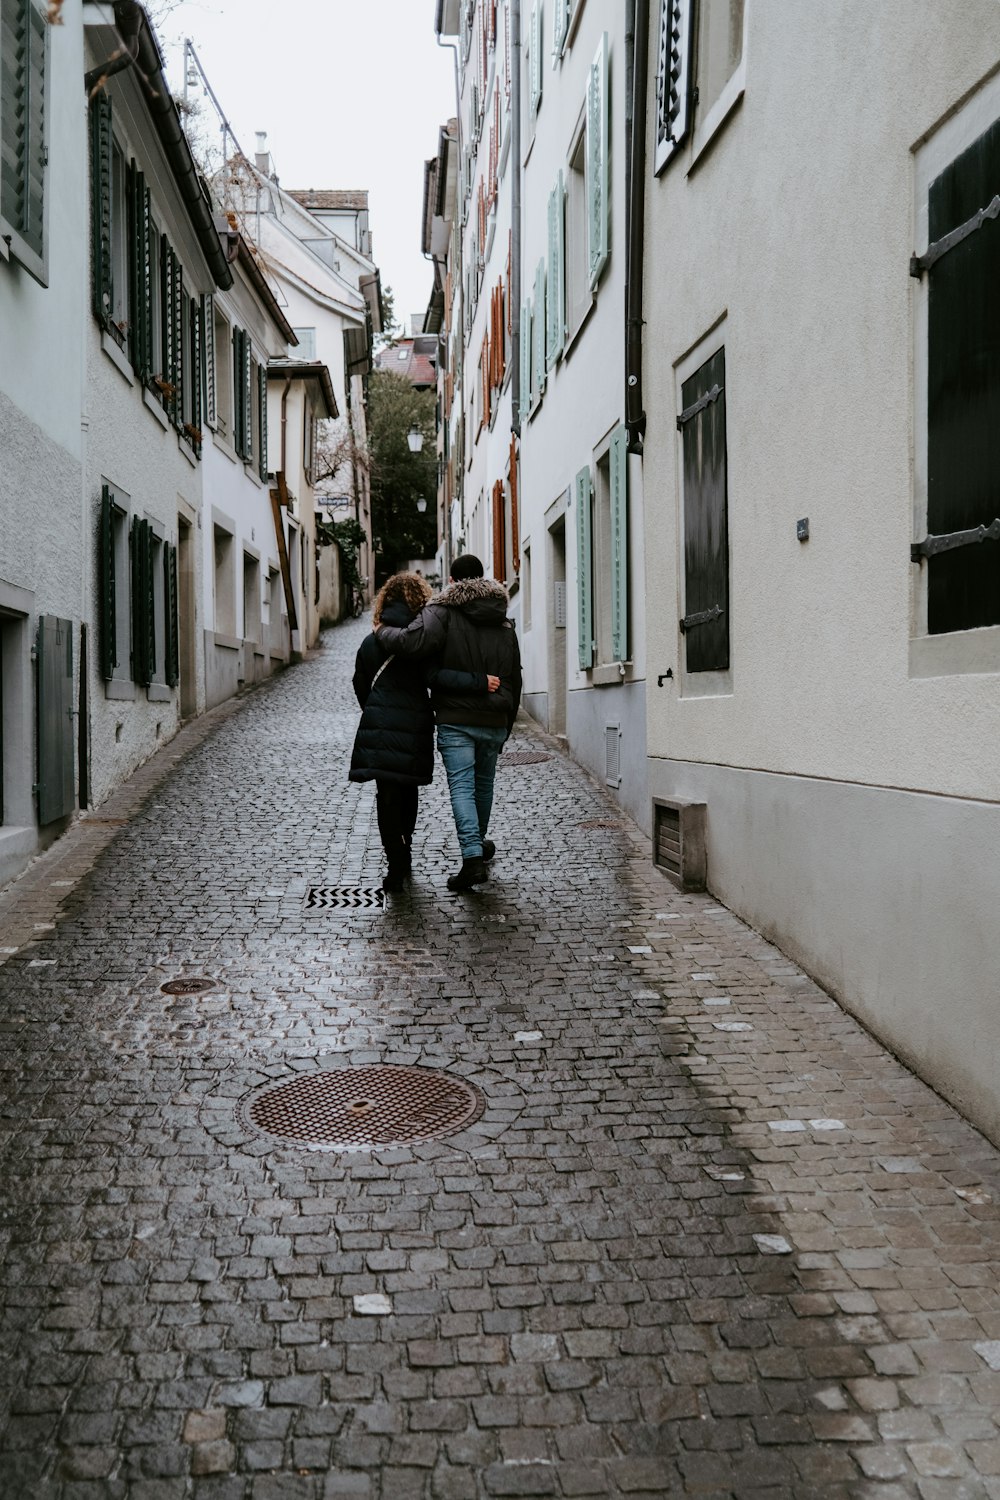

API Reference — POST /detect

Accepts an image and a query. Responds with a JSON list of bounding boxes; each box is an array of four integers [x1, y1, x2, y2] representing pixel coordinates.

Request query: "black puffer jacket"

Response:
[[376, 578, 522, 733], [349, 601, 434, 784]]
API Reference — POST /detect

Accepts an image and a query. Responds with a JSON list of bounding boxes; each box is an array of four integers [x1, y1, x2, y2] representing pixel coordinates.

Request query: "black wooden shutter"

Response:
[[127, 162, 151, 380], [90, 91, 114, 328], [130, 517, 153, 686], [680, 347, 729, 672], [924, 118, 1000, 635], [98, 484, 116, 679], [164, 542, 179, 688]]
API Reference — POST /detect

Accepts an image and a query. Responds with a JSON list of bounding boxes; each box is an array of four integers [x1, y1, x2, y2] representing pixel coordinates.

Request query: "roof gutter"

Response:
[[267, 361, 339, 421], [87, 2, 233, 291]]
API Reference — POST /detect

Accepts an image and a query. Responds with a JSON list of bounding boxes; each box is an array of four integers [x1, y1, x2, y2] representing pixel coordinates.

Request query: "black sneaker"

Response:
[[447, 857, 487, 891], [482, 840, 496, 863]]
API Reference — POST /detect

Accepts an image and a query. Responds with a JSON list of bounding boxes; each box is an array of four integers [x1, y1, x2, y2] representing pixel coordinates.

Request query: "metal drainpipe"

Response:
[[510, 0, 522, 438], [83, 0, 141, 92], [625, 0, 650, 453], [437, 24, 463, 571]]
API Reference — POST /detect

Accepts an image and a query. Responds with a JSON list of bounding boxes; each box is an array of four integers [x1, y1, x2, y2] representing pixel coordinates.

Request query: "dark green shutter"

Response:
[[98, 484, 116, 679], [130, 517, 153, 686], [1, 0, 46, 267], [189, 294, 202, 453], [160, 234, 173, 408], [171, 253, 184, 430], [164, 542, 179, 688], [90, 91, 114, 328], [127, 161, 152, 379], [680, 347, 729, 672], [202, 292, 217, 428], [243, 335, 253, 464], [258, 363, 269, 480], [232, 327, 244, 457]]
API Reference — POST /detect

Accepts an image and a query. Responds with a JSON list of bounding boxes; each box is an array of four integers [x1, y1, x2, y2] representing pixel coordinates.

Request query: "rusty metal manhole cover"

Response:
[[305, 886, 385, 911], [160, 977, 217, 996], [501, 752, 553, 767], [239, 1065, 486, 1150]]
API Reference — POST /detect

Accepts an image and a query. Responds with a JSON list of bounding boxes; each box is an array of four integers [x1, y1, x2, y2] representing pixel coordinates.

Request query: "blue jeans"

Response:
[[437, 724, 508, 859]]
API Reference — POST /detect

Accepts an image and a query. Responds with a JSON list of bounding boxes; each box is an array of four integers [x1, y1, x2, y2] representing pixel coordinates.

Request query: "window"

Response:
[[577, 425, 628, 671], [98, 484, 131, 685], [243, 553, 261, 644], [912, 116, 1000, 637], [546, 173, 566, 370], [97, 486, 177, 694], [214, 304, 231, 437], [293, 327, 316, 360], [522, 544, 532, 630], [532, 259, 546, 406], [697, 0, 744, 121], [565, 118, 591, 342], [0, 0, 48, 284], [213, 525, 235, 637], [654, 0, 745, 173], [149, 531, 165, 687], [679, 347, 729, 674]]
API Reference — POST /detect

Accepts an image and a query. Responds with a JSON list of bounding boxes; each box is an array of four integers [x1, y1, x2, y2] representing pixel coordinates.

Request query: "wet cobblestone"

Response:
[[2, 616, 1000, 1497]]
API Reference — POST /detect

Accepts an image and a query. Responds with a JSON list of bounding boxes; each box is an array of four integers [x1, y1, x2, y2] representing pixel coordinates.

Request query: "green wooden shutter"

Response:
[[164, 542, 179, 688], [160, 235, 173, 409], [243, 336, 254, 465], [98, 484, 116, 679], [533, 260, 546, 396], [609, 423, 628, 661], [171, 253, 184, 430], [1, 0, 47, 275], [90, 91, 113, 328], [520, 299, 531, 418], [127, 161, 152, 379], [546, 173, 565, 367], [189, 295, 203, 453], [202, 293, 217, 428], [586, 31, 609, 289], [258, 363, 269, 480], [130, 517, 153, 686], [232, 327, 242, 455], [575, 465, 594, 669]]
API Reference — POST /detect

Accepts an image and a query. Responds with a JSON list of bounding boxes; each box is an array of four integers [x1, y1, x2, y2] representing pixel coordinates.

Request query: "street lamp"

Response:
[[407, 425, 424, 453], [416, 496, 427, 513]]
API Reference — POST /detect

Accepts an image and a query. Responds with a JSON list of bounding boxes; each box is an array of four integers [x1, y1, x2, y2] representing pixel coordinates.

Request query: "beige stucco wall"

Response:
[[642, 0, 1000, 803]]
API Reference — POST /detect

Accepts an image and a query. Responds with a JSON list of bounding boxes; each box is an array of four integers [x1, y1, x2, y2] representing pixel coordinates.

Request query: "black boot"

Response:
[[482, 839, 496, 863], [382, 861, 408, 893], [447, 857, 487, 891]]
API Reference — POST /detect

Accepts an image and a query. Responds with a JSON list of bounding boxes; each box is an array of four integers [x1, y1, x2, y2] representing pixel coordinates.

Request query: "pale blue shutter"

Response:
[[243, 335, 253, 464], [552, 0, 569, 62], [533, 259, 546, 396], [258, 364, 269, 481], [609, 423, 628, 661], [586, 31, 609, 289], [520, 298, 532, 418], [546, 173, 565, 367], [575, 466, 593, 669], [530, 0, 543, 117]]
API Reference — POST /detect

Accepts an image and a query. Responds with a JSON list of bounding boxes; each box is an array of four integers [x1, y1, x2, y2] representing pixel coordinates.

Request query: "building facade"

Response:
[[639, 0, 1000, 1142]]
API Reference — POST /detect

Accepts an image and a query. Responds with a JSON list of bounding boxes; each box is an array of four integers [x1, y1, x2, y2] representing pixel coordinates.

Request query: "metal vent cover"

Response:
[[305, 887, 385, 911], [240, 1065, 486, 1150], [161, 976, 217, 996], [605, 724, 621, 787], [501, 751, 553, 767]]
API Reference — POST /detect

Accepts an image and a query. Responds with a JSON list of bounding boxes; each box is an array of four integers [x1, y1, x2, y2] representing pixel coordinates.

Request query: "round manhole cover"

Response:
[[240, 1065, 486, 1150], [160, 977, 216, 996], [501, 751, 553, 766]]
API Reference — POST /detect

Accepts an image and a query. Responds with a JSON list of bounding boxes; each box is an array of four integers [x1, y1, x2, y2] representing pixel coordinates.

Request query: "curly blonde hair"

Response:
[[372, 571, 433, 627]]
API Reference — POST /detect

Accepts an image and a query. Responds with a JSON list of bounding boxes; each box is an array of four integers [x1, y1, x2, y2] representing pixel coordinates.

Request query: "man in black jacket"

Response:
[[376, 554, 522, 891]]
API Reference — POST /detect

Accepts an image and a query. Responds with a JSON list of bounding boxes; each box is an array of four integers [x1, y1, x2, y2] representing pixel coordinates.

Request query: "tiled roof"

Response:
[[374, 340, 436, 389], [289, 190, 369, 211]]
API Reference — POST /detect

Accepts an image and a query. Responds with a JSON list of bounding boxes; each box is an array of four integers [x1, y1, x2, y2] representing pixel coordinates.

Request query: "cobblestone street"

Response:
[[3, 614, 1000, 1499]]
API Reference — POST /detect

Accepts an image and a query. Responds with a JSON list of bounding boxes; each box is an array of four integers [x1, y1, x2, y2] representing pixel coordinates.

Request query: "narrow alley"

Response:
[[2, 618, 1000, 1500]]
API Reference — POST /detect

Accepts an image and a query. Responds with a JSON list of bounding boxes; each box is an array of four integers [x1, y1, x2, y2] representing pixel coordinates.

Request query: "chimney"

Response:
[[255, 131, 270, 175]]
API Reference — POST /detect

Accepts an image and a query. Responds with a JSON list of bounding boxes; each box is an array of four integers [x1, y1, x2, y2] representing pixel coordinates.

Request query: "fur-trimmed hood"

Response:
[[437, 576, 510, 624]]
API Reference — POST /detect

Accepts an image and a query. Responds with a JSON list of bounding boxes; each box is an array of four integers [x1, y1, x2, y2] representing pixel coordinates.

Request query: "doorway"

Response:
[[178, 517, 196, 719]]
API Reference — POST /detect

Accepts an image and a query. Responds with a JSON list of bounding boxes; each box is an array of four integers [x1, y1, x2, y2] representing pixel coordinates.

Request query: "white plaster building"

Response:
[[82, 5, 234, 807], [0, 0, 87, 884], [514, 0, 647, 828], [639, 0, 1000, 1142], [200, 230, 297, 706]]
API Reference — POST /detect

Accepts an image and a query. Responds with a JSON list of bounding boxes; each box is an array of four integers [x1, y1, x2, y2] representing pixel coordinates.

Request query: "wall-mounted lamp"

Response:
[[407, 425, 424, 453], [416, 496, 428, 513]]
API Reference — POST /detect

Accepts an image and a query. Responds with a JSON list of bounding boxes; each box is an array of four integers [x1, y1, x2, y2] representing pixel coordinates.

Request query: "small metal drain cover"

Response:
[[240, 1065, 486, 1150], [305, 887, 385, 911], [578, 820, 621, 829], [501, 752, 553, 766], [161, 976, 216, 996]]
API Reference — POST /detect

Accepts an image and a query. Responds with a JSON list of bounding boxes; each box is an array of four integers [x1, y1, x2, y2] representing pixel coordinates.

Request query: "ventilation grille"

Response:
[[553, 581, 567, 627], [605, 724, 621, 787], [652, 797, 706, 892]]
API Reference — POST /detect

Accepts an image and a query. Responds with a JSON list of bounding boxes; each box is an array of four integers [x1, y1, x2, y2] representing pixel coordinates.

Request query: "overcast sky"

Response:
[[155, 0, 457, 330]]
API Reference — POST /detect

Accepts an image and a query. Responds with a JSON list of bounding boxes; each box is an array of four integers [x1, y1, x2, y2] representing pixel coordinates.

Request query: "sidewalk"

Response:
[[2, 614, 1000, 1499]]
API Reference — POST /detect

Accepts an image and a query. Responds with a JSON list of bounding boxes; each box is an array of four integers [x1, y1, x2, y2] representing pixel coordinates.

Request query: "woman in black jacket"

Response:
[[350, 572, 490, 891]]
